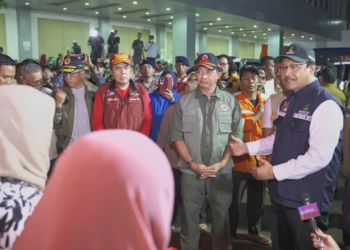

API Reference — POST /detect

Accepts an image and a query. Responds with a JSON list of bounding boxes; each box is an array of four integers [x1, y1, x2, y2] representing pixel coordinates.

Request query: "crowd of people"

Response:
[[0, 38, 349, 250]]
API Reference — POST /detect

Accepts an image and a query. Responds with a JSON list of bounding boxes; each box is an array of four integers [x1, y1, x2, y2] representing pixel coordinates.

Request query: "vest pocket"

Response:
[[182, 115, 195, 133], [219, 115, 232, 133]]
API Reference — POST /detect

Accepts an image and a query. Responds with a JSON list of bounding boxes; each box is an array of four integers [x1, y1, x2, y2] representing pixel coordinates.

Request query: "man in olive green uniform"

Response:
[[171, 53, 243, 250], [319, 65, 346, 106], [54, 57, 98, 153]]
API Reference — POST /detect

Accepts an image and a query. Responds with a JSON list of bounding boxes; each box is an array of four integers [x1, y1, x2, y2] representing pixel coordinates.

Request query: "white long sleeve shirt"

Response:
[[144, 42, 160, 58], [247, 100, 343, 181]]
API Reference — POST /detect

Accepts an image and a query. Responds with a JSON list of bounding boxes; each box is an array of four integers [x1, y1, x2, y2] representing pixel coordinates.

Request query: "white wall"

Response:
[[0, 8, 19, 60]]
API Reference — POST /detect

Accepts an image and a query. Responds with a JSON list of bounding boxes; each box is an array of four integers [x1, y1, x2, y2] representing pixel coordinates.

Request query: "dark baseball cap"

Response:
[[275, 43, 316, 64], [61, 56, 85, 73], [239, 66, 259, 78], [175, 56, 189, 67], [194, 53, 220, 70], [93, 58, 106, 67], [140, 59, 155, 69]]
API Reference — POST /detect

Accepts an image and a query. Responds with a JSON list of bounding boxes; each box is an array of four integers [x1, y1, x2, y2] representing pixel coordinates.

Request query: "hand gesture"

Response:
[[249, 157, 275, 180], [191, 162, 216, 176], [84, 53, 94, 67], [200, 162, 222, 179], [229, 135, 248, 156], [163, 89, 174, 102], [55, 90, 67, 108], [311, 229, 340, 250]]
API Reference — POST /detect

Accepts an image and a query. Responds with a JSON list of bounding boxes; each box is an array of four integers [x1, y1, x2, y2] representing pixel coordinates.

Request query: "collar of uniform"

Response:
[[195, 85, 221, 100], [110, 79, 136, 92], [291, 79, 319, 100]]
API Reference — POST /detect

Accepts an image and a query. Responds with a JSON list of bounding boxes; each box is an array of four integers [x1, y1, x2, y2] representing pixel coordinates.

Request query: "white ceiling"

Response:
[[6, 0, 332, 42]]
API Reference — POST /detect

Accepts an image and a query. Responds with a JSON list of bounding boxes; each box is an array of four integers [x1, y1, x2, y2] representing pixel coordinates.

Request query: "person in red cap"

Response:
[[92, 53, 152, 136]]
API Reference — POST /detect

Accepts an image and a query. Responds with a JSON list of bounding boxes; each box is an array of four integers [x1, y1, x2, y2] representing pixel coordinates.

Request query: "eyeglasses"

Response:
[[63, 70, 83, 77], [26, 79, 44, 87], [280, 63, 307, 73], [220, 63, 228, 67]]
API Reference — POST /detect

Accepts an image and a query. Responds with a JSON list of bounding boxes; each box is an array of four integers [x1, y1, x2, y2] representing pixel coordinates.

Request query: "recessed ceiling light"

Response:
[[243, 34, 246, 36], [85, 2, 89, 5], [240, 28, 243, 31], [147, 19, 150, 21], [252, 31, 255, 33], [253, 25, 257, 28], [268, 28, 271, 31], [25, 2, 30, 5], [254, 36, 257, 38], [209, 23, 213, 25], [123, 15, 126, 18], [170, 16, 173, 19], [118, 7, 122, 10], [63, 7, 67, 10], [310, 37, 313, 40], [292, 34, 295, 36], [146, 12, 149, 15], [283, 37, 285, 39], [95, 11, 99, 14], [231, 32, 234, 34], [225, 26, 229, 28], [169, 22, 172, 25], [263, 33, 266, 35], [219, 30, 222, 32], [133, 1, 137, 4], [204, 27, 207, 30], [196, 13, 199, 16], [166, 7, 171, 11], [264, 37, 267, 39], [301, 35, 304, 38], [217, 17, 221, 21]]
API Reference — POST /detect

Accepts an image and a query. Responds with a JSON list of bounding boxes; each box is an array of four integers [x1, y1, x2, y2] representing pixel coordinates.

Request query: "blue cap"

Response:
[[139, 59, 155, 69], [175, 56, 190, 67]]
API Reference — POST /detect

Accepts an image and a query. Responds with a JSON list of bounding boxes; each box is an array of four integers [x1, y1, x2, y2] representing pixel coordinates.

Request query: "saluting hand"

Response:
[[229, 135, 248, 156], [249, 157, 275, 180]]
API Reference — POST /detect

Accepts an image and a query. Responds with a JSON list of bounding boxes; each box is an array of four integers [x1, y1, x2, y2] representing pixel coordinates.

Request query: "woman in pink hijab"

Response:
[[13, 130, 175, 250]]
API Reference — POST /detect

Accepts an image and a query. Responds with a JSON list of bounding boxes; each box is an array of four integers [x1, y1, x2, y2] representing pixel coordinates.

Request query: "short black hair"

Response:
[[321, 66, 337, 83], [22, 59, 39, 65], [0, 54, 15, 68], [149, 35, 154, 39], [261, 56, 275, 66], [42, 65, 51, 71], [0, 47, 3, 51]]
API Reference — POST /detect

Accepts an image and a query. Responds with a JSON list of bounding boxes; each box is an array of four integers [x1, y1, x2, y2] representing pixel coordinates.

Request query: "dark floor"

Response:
[[169, 176, 345, 250]]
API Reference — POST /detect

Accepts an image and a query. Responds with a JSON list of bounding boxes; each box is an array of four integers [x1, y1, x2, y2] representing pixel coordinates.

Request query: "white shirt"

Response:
[[144, 42, 160, 58], [262, 97, 273, 128], [247, 100, 343, 181], [261, 79, 275, 100]]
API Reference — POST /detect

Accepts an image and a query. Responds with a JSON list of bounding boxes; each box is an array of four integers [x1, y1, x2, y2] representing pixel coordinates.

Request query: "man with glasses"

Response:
[[0, 54, 15, 85], [229, 43, 344, 249], [54, 56, 98, 153], [22, 63, 58, 177], [217, 54, 240, 94], [171, 53, 243, 250], [92, 53, 152, 136]]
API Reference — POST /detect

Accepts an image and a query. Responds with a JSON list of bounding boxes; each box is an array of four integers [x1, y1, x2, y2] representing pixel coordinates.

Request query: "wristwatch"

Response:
[[186, 159, 195, 169]]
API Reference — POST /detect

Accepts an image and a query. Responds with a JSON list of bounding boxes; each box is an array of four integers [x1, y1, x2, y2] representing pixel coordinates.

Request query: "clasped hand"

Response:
[[191, 162, 222, 179]]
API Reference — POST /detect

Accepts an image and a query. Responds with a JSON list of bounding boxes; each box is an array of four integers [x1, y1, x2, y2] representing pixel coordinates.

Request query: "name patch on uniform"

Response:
[[107, 91, 114, 96], [277, 111, 286, 117], [130, 98, 140, 101], [293, 104, 312, 121], [107, 98, 118, 102], [130, 92, 140, 96], [220, 104, 229, 112]]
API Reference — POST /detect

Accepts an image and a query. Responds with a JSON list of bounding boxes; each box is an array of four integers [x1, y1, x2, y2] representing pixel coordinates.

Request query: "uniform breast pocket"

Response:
[[182, 114, 195, 133], [219, 115, 232, 133], [292, 118, 310, 149]]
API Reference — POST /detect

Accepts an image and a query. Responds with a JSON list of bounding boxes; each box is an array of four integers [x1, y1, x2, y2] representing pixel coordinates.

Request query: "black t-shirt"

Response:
[[249, 98, 258, 107], [88, 36, 105, 49], [132, 39, 144, 56], [107, 36, 120, 52]]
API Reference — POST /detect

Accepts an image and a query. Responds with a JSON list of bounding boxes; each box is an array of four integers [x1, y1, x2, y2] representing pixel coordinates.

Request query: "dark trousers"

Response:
[[146, 57, 156, 65], [271, 199, 280, 250], [272, 202, 314, 250], [229, 171, 266, 237], [90, 47, 102, 61], [344, 229, 350, 246], [172, 168, 208, 227], [316, 211, 329, 232], [47, 158, 57, 179]]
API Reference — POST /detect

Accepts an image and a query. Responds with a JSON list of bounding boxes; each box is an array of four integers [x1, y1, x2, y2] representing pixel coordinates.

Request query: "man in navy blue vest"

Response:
[[227, 43, 344, 249]]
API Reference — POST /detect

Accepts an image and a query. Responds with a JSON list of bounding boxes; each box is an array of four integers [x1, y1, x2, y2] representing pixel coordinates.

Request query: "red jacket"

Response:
[[92, 80, 152, 136]]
